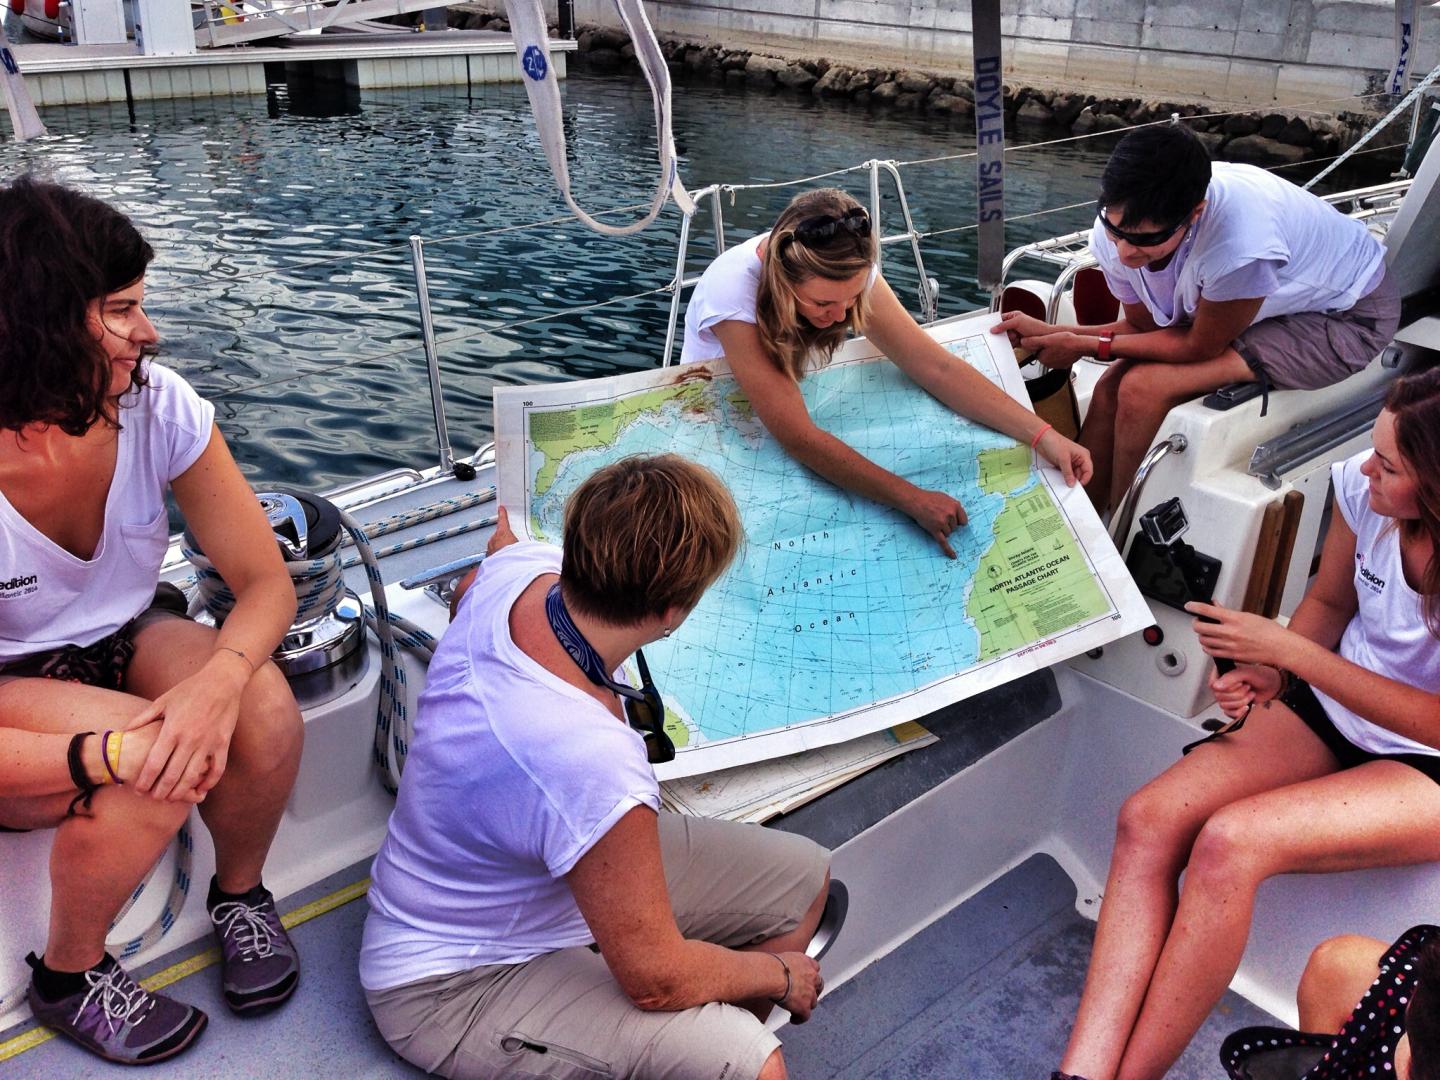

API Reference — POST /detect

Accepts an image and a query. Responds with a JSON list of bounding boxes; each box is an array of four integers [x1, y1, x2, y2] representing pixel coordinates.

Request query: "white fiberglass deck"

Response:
[[9, 665, 1436, 1077]]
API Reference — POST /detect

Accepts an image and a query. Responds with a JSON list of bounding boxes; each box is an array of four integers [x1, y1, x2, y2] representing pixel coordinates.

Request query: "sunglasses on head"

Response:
[[791, 206, 872, 246], [611, 650, 676, 765], [1096, 203, 1190, 248]]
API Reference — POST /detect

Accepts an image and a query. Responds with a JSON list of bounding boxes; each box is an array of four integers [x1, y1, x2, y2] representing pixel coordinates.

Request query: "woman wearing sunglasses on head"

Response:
[[993, 123, 1398, 516], [361, 454, 832, 1080], [683, 186, 1091, 559], [1053, 368, 1440, 1080]]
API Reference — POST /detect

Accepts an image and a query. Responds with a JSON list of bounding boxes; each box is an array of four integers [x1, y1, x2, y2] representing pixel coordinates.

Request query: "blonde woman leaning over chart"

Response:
[[682, 186, 1091, 558]]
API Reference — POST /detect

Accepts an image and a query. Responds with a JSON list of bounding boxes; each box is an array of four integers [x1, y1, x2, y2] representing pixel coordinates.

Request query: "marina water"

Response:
[[0, 69, 1379, 494]]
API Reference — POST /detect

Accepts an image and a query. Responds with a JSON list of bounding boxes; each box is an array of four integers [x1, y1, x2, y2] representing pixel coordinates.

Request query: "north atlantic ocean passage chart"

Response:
[[494, 314, 1150, 778]]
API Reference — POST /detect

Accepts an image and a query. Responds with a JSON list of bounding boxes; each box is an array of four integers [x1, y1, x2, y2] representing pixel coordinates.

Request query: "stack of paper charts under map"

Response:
[[494, 313, 1150, 787]]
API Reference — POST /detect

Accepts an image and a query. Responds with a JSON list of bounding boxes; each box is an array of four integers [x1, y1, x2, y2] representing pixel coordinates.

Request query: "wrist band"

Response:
[[66, 732, 99, 816], [1096, 332, 1114, 361], [217, 646, 254, 673], [1029, 423, 1053, 450], [768, 953, 792, 1007], [101, 729, 123, 785]]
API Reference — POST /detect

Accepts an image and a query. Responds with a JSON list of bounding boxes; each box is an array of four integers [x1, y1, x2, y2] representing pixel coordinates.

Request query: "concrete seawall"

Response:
[[569, 0, 1440, 109]]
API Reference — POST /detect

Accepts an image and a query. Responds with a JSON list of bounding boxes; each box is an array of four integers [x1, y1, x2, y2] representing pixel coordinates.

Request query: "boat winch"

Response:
[[183, 488, 367, 707]]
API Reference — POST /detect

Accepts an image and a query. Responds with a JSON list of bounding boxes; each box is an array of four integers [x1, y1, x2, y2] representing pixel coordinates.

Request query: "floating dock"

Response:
[[8, 28, 572, 107]]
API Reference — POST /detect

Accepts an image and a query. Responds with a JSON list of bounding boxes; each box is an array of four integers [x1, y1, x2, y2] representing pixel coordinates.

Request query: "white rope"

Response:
[[1304, 59, 1440, 189]]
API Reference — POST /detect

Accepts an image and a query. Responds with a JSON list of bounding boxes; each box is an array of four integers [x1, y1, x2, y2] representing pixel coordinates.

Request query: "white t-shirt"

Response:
[[360, 541, 661, 992], [681, 233, 767, 363], [0, 362, 214, 664], [680, 232, 881, 364], [1091, 163, 1385, 328], [1311, 451, 1440, 757]]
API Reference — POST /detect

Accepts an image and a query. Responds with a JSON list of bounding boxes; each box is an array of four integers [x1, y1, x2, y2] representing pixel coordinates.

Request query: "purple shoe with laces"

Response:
[[25, 952, 207, 1065], [208, 883, 300, 1014]]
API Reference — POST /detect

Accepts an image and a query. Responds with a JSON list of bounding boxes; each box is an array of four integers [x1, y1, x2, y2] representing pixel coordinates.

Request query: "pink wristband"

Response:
[[1029, 423, 1053, 450]]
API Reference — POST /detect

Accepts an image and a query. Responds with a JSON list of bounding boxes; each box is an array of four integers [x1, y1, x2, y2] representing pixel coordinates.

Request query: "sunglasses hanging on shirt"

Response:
[[544, 583, 676, 765]]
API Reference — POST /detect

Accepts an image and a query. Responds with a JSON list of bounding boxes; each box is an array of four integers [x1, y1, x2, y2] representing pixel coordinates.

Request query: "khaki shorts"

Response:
[[366, 813, 830, 1080], [1234, 266, 1401, 391]]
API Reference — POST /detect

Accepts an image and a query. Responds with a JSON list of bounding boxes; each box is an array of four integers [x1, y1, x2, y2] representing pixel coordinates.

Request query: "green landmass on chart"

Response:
[[968, 453, 1107, 658], [528, 380, 716, 497]]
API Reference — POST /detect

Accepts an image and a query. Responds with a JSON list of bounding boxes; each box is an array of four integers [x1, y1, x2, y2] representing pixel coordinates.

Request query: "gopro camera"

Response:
[[1139, 497, 1189, 548]]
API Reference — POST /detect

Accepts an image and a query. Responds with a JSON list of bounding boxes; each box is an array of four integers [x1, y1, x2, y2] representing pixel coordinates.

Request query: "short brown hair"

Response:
[[561, 454, 743, 625]]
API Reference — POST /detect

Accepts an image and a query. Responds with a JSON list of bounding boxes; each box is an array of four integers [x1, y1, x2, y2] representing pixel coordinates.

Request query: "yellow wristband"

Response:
[[105, 729, 124, 784]]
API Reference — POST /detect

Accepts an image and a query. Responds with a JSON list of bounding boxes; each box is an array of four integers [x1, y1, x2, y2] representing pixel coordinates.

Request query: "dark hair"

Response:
[[561, 454, 743, 626], [0, 175, 154, 435], [756, 187, 877, 380], [1409, 937, 1440, 1079], [1099, 124, 1212, 230], [1385, 367, 1440, 637]]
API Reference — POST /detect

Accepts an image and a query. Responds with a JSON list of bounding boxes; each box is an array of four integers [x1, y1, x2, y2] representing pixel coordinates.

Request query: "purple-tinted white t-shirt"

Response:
[[0, 362, 214, 663], [360, 541, 661, 991], [1091, 163, 1384, 327], [1312, 451, 1440, 757]]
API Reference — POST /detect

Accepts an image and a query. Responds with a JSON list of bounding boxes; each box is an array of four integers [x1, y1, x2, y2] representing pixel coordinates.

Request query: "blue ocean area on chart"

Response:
[[526, 344, 1035, 747]]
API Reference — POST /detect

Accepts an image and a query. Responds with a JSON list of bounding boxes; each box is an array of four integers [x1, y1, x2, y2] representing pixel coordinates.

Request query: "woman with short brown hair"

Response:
[[363, 454, 831, 1080]]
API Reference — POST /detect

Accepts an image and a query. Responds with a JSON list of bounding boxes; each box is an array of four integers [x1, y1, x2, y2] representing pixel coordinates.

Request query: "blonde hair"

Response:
[[756, 187, 878, 381], [561, 454, 744, 625]]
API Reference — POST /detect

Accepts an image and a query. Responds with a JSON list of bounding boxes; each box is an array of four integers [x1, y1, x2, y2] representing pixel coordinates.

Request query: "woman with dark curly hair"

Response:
[[0, 176, 304, 1066]]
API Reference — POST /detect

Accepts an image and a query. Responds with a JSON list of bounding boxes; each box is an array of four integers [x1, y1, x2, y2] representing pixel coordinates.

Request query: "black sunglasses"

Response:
[[1096, 203, 1189, 248], [792, 207, 872, 246], [611, 650, 676, 765]]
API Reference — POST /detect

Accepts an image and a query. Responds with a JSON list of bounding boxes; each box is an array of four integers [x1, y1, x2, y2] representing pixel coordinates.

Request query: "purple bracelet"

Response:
[[100, 730, 122, 785]]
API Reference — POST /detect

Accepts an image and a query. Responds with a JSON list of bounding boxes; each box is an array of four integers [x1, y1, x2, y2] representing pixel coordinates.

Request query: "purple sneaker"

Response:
[[25, 952, 207, 1065], [208, 885, 300, 1014]]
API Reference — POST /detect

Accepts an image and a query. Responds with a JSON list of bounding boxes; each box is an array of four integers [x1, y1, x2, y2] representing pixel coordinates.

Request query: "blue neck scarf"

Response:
[[544, 583, 644, 702]]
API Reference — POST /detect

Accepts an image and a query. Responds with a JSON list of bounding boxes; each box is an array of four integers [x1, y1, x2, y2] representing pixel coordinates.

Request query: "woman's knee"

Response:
[[57, 785, 190, 852], [1113, 363, 1171, 418], [1297, 934, 1387, 1032], [231, 663, 303, 763], [1113, 782, 1193, 867], [1183, 807, 1267, 889]]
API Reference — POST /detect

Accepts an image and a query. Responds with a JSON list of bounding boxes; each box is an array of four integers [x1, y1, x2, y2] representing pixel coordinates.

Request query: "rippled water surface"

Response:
[[0, 70, 1381, 491]]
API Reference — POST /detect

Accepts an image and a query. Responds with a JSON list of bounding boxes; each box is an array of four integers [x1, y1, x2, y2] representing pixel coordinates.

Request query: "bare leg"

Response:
[[0, 680, 192, 972], [1106, 351, 1254, 514], [1296, 934, 1387, 1033], [1059, 701, 1340, 1080], [1077, 360, 1133, 513], [125, 619, 302, 893], [1117, 760, 1440, 1080], [736, 871, 830, 1022]]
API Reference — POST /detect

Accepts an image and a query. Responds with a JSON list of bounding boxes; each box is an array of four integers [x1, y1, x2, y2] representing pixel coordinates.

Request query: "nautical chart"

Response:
[[493, 313, 1150, 778]]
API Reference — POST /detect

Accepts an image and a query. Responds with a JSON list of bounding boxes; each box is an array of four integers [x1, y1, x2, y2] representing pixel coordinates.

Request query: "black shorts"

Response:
[[0, 582, 191, 691], [1284, 676, 1440, 785]]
